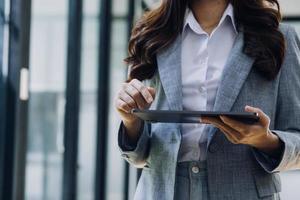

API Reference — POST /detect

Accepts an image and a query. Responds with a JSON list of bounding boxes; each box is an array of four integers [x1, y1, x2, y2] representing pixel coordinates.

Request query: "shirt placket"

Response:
[[197, 35, 209, 111]]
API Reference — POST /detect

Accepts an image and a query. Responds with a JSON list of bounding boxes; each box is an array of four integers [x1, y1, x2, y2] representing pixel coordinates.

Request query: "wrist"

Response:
[[254, 130, 283, 157], [123, 118, 142, 129], [123, 118, 143, 142]]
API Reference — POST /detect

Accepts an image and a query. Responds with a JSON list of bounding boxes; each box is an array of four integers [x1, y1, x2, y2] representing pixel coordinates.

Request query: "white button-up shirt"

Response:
[[178, 4, 238, 162]]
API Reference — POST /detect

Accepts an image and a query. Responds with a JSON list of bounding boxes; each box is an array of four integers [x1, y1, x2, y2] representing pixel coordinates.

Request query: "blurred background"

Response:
[[0, 0, 299, 200]]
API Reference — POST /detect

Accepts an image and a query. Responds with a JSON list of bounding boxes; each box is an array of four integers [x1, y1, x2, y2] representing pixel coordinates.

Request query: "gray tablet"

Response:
[[131, 109, 259, 125]]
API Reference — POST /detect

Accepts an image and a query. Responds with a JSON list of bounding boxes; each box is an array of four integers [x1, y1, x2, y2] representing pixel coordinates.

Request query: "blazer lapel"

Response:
[[156, 36, 183, 111], [207, 32, 255, 145], [156, 32, 255, 146]]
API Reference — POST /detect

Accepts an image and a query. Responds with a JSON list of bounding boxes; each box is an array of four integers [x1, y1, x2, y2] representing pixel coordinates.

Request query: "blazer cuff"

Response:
[[253, 130, 293, 173], [118, 120, 150, 153], [252, 148, 283, 173], [118, 121, 141, 151], [118, 121, 151, 167]]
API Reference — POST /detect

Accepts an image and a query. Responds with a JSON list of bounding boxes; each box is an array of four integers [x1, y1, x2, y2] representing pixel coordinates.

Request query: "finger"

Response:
[[131, 79, 154, 104], [116, 99, 132, 113], [245, 105, 270, 126], [202, 117, 243, 141], [124, 84, 148, 109], [201, 117, 224, 127], [202, 117, 240, 143], [219, 116, 251, 135], [201, 117, 226, 128], [147, 87, 156, 98], [218, 126, 240, 144], [119, 90, 138, 109]]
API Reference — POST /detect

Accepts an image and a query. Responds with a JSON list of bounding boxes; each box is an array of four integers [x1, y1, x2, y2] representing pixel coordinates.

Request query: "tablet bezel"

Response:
[[131, 109, 260, 124]]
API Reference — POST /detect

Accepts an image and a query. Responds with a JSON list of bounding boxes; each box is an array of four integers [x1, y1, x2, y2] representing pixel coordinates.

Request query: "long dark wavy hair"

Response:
[[125, 0, 286, 81]]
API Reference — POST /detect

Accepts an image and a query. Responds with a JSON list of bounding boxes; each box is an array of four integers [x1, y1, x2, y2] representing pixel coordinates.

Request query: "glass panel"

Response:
[[76, 0, 100, 199], [281, 171, 300, 200], [105, 18, 128, 200], [113, 0, 128, 16], [143, 0, 160, 9], [25, 0, 68, 199], [279, 0, 300, 16]]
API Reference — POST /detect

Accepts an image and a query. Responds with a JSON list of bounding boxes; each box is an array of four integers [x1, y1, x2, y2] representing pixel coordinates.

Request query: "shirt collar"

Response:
[[183, 3, 237, 35]]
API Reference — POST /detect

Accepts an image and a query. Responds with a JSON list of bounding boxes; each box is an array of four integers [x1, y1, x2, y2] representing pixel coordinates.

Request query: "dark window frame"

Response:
[[62, 0, 83, 199], [0, 0, 32, 199], [94, 0, 112, 200]]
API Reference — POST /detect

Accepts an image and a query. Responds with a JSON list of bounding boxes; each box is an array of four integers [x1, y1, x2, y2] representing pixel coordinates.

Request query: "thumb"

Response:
[[245, 105, 269, 126], [147, 87, 156, 97]]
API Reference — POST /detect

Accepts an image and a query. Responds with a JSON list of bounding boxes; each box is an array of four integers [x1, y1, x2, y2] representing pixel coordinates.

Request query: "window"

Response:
[[25, 0, 68, 199], [0, 0, 299, 199]]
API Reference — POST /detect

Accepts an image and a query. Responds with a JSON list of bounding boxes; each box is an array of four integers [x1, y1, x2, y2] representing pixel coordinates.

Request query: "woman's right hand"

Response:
[[115, 79, 156, 141]]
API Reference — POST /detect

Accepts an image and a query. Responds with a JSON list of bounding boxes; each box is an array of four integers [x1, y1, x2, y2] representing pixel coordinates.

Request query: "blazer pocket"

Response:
[[252, 170, 281, 198]]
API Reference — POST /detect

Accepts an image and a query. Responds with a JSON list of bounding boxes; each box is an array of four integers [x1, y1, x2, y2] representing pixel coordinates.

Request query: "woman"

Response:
[[115, 0, 300, 199]]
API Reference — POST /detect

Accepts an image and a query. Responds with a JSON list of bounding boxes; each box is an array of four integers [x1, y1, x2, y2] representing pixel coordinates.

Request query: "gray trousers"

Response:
[[174, 161, 208, 200]]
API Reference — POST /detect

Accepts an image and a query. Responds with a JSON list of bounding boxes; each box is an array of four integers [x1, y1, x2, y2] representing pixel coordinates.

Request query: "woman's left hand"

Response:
[[201, 105, 283, 156]]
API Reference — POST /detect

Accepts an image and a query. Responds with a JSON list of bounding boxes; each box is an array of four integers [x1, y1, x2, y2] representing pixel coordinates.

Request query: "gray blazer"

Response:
[[118, 24, 300, 200]]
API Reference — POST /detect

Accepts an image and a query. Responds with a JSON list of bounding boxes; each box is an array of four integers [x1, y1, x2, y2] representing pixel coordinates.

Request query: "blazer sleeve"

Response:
[[117, 66, 155, 168], [253, 25, 300, 173], [118, 120, 152, 168]]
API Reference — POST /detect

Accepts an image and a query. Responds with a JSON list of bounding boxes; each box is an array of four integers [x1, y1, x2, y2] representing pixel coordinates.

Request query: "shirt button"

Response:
[[192, 166, 199, 174]]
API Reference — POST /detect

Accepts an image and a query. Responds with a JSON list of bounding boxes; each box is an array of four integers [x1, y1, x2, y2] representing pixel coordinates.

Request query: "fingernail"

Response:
[[147, 97, 153, 103]]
